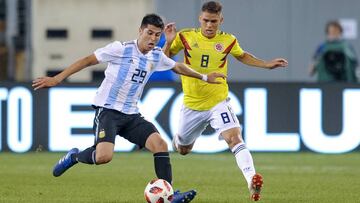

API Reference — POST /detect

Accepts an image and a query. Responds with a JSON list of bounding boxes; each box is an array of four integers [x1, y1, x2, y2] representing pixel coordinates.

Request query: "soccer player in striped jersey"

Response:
[[33, 14, 225, 203], [163, 1, 288, 201]]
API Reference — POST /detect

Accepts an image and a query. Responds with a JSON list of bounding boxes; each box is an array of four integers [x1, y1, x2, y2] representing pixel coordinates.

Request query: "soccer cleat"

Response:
[[52, 148, 79, 177], [249, 173, 263, 201], [171, 189, 197, 203]]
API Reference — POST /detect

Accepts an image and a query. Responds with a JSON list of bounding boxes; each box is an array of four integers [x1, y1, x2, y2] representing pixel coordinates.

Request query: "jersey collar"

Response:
[[198, 28, 219, 41], [135, 39, 151, 56]]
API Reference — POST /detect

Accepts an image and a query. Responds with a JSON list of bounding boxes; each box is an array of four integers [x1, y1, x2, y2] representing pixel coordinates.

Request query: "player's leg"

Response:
[[210, 99, 263, 201], [173, 105, 210, 155], [53, 107, 118, 177], [145, 134, 197, 203], [74, 142, 115, 165], [221, 128, 263, 201], [221, 128, 256, 184], [53, 141, 115, 175], [146, 133, 197, 203], [123, 115, 196, 203], [76, 107, 117, 165], [172, 138, 195, 155], [52, 107, 103, 176], [145, 132, 173, 184], [121, 114, 173, 184], [53, 107, 115, 177]]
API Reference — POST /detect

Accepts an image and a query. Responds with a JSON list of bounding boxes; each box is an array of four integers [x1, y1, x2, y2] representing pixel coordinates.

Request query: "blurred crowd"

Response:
[[309, 20, 358, 82]]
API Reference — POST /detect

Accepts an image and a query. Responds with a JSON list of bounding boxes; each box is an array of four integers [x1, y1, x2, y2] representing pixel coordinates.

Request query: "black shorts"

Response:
[[92, 107, 158, 148]]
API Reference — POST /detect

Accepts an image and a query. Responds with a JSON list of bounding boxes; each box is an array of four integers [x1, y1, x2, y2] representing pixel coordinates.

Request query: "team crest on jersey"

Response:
[[214, 43, 224, 52], [98, 129, 105, 139]]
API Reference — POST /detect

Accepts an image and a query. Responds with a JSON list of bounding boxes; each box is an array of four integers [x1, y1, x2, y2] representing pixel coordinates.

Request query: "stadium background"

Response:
[[1, 0, 360, 82], [0, 0, 359, 153], [0, 1, 360, 202]]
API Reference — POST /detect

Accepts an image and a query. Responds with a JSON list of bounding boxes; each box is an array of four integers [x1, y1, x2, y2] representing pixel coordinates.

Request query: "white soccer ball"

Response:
[[144, 179, 174, 203]]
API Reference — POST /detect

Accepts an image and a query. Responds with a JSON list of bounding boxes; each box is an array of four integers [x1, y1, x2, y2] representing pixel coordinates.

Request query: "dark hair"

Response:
[[141, 14, 164, 30], [325, 20, 343, 34], [202, 1, 222, 14]]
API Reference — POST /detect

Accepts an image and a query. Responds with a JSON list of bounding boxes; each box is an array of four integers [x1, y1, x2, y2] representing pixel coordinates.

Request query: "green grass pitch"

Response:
[[0, 152, 359, 203]]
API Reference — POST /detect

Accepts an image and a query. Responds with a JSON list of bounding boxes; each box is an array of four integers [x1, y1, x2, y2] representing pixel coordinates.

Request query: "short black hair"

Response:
[[202, 1, 222, 14], [325, 20, 343, 34], [141, 14, 164, 30]]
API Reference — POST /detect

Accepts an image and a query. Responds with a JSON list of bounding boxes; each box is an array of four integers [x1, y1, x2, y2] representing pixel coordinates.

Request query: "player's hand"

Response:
[[266, 58, 288, 69], [164, 22, 177, 43], [32, 76, 60, 90], [206, 72, 226, 84]]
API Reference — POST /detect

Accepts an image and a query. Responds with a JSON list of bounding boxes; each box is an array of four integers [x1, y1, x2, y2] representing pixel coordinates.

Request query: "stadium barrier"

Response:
[[0, 82, 359, 153]]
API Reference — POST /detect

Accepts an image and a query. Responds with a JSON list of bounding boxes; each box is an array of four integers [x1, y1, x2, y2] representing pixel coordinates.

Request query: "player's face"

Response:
[[138, 24, 162, 53], [199, 11, 223, 38]]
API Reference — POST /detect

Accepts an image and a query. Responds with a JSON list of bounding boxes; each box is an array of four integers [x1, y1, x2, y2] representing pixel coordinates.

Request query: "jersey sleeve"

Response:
[[230, 36, 245, 57], [155, 52, 176, 71], [94, 41, 123, 63], [169, 32, 184, 56]]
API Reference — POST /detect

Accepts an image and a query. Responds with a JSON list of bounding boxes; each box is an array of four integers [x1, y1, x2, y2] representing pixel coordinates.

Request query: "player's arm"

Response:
[[235, 52, 288, 69], [172, 62, 226, 84], [32, 54, 98, 90], [163, 39, 174, 58], [163, 23, 176, 57]]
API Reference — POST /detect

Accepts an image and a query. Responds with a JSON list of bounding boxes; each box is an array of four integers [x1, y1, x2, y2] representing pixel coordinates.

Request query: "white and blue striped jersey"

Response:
[[93, 40, 176, 114]]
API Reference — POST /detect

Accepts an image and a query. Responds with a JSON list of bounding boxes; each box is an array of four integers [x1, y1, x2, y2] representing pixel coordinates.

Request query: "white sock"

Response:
[[231, 143, 256, 187]]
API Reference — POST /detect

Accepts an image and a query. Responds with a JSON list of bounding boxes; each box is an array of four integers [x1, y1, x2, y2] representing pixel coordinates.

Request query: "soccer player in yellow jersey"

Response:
[[163, 1, 288, 201]]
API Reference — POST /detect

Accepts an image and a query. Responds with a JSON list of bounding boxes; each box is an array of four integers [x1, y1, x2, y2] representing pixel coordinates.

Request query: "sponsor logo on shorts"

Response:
[[98, 129, 106, 139]]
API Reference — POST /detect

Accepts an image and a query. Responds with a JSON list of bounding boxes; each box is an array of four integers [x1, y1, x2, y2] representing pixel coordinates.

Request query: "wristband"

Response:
[[201, 74, 208, 82]]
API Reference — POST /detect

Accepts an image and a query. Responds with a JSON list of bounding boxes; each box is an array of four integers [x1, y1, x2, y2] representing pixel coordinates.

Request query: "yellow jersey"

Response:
[[170, 28, 244, 111]]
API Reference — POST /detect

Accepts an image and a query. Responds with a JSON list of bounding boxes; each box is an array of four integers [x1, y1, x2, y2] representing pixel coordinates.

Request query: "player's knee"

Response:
[[178, 147, 191, 155], [179, 150, 190, 156], [146, 133, 169, 153], [155, 139, 168, 152], [95, 153, 112, 164], [232, 135, 243, 144], [222, 128, 243, 147], [149, 138, 168, 153], [226, 134, 243, 148]]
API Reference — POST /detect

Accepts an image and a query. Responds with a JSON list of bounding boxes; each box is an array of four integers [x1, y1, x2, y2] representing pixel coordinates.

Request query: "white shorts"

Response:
[[175, 98, 241, 146]]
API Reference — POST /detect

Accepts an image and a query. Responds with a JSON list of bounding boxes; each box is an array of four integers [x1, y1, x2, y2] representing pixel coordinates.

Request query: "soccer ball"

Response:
[[144, 179, 174, 203]]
